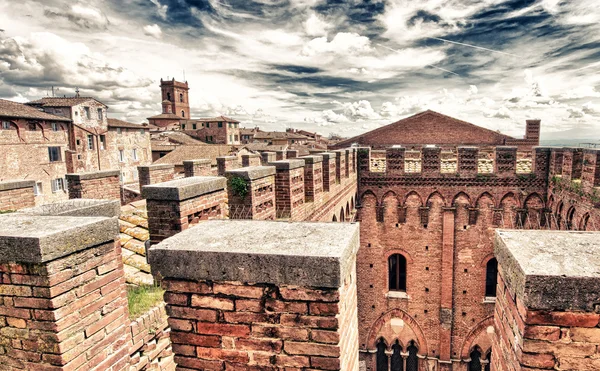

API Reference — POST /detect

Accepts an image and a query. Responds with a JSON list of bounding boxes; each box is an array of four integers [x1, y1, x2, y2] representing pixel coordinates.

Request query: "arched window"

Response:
[[181, 110, 185, 118], [485, 351, 492, 371], [485, 258, 498, 297], [581, 213, 590, 231], [389, 254, 407, 292], [179, 93, 184, 103], [391, 340, 403, 371], [167, 92, 171, 101], [566, 207, 576, 230], [332, 215, 337, 222], [376, 338, 388, 371], [469, 348, 482, 371], [406, 341, 419, 371]]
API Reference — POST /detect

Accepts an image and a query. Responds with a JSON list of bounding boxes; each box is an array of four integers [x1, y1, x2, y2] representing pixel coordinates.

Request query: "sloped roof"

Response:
[[0, 99, 71, 121], [193, 115, 240, 123], [253, 131, 309, 140], [107, 118, 150, 129], [153, 144, 235, 165], [28, 96, 107, 108], [333, 110, 514, 148], [147, 112, 182, 120], [155, 131, 206, 145]]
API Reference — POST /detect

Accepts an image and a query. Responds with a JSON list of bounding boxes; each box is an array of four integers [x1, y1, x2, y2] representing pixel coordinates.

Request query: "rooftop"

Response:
[[153, 144, 235, 166], [27, 96, 106, 108], [108, 118, 150, 129], [0, 99, 71, 122]]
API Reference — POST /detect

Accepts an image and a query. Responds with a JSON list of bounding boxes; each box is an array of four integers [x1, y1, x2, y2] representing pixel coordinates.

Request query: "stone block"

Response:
[[142, 176, 227, 201]]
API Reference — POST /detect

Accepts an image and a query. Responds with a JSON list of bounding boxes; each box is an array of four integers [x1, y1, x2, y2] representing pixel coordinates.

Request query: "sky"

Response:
[[0, 0, 599, 140]]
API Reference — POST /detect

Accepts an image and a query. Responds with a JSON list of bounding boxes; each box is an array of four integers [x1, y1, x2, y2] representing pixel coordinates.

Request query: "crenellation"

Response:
[[217, 156, 241, 176], [183, 159, 212, 177], [494, 146, 518, 177], [226, 166, 276, 220], [0, 179, 36, 211], [241, 153, 261, 167], [66, 169, 121, 201]]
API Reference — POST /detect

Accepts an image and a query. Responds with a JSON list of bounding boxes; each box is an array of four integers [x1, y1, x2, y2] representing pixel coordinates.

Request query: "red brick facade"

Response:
[[66, 170, 121, 200], [0, 180, 36, 211]]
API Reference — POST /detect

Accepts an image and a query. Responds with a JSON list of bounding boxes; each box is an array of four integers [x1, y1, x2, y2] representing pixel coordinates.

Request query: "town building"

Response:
[[181, 116, 241, 145], [253, 130, 311, 145], [106, 119, 153, 184], [240, 126, 261, 143]]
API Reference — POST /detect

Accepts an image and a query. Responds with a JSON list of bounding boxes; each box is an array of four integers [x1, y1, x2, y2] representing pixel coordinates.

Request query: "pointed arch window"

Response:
[[406, 342, 419, 371], [181, 110, 185, 118], [389, 254, 407, 292], [485, 258, 498, 297], [179, 93, 184, 103], [485, 351, 492, 371], [391, 341, 403, 371], [469, 349, 482, 371], [376, 339, 388, 371]]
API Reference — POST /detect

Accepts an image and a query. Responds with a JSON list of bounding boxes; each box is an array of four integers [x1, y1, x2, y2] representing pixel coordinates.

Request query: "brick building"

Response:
[[352, 110, 546, 370], [106, 119, 153, 184]]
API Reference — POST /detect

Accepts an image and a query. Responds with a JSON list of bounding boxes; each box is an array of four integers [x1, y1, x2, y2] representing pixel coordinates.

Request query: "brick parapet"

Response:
[[226, 166, 276, 220], [261, 152, 277, 166], [241, 154, 261, 167], [582, 149, 600, 191], [0, 180, 35, 211], [217, 156, 240, 176], [495, 146, 517, 177], [270, 160, 306, 220], [129, 303, 175, 371], [549, 149, 564, 177], [0, 214, 131, 370], [561, 148, 584, 182], [148, 221, 360, 371], [422, 146, 442, 177], [66, 170, 121, 201], [300, 155, 324, 203], [183, 159, 212, 177], [286, 150, 298, 159], [321, 153, 338, 192], [275, 150, 287, 161], [492, 230, 600, 371], [138, 164, 176, 190]]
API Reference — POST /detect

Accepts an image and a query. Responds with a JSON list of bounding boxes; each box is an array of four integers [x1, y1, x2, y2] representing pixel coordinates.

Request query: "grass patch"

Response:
[[127, 285, 164, 319]]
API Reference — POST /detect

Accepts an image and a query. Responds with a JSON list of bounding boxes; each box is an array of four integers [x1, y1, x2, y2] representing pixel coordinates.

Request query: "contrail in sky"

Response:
[[377, 44, 460, 76], [429, 37, 517, 57]]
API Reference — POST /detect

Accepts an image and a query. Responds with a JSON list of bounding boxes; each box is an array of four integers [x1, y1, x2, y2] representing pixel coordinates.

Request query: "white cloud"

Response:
[[143, 24, 162, 39], [301, 32, 372, 57], [304, 13, 331, 37], [150, 0, 168, 20]]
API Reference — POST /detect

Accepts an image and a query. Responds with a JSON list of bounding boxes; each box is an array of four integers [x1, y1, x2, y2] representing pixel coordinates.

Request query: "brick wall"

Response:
[[301, 155, 324, 203], [142, 177, 228, 245], [148, 220, 360, 371], [0, 180, 35, 211], [271, 160, 305, 220], [66, 170, 121, 200], [493, 230, 600, 371], [138, 164, 176, 189], [183, 159, 212, 177], [226, 166, 276, 220], [322, 153, 337, 192], [217, 156, 241, 176], [129, 303, 175, 370], [241, 154, 261, 167]]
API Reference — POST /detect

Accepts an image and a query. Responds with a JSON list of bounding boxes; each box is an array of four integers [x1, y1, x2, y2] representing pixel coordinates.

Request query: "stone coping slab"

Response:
[[320, 152, 336, 160], [138, 164, 175, 171], [242, 153, 261, 158], [226, 166, 275, 180], [149, 220, 359, 288], [142, 176, 226, 201], [299, 155, 323, 164], [19, 199, 121, 218], [0, 215, 118, 263], [269, 159, 305, 170], [65, 170, 120, 181], [495, 230, 600, 312], [183, 159, 211, 165], [0, 180, 35, 192]]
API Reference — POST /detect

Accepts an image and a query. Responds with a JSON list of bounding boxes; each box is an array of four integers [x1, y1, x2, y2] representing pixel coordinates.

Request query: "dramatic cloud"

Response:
[[0, 0, 598, 139]]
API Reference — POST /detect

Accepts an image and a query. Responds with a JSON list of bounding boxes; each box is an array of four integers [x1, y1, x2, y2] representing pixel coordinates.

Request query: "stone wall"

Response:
[[148, 220, 360, 371], [66, 170, 121, 200], [492, 230, 600, 371], [0, 180, 36, 211]]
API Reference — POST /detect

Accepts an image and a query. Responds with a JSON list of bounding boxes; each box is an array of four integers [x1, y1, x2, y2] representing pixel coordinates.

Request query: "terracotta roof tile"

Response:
[[27, 96, 106, 108], [153, 144, 235, 165], [108, 118, 151, 129], [0, 99, 71, 121]]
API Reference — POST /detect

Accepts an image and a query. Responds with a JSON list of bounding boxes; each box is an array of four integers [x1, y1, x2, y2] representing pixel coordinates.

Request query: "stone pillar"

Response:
[[217, 156, 240, 176], [582, 149, 600, 192], [562, 148, 584, 181], [493, 230, 600, 371], [422, 146, 441, 177], [533, 147, 552, 180], [321, 153, 337, 192], [286, 150, 298, 159], [457, 147, 478, 177], [494, 146, 517, 177], [549, 148, 564, 177], [138, 164, 175, 189], [260, 152, 277, 166], [148, 220, 360, 371], [386, 147, 405, 175], [143, 176, 227, 245], [0, 180, 35, 212], [226, 166, 276, 220], [0, 214, 131, 370], [439, 207, 455, 363], [184, 159, 212, 177], [271, 159, 305, 220], [300, 155, 323, 203], [66, 170, 121, 200], [275, 150, 287, 161], [241, 154, 261, 167]]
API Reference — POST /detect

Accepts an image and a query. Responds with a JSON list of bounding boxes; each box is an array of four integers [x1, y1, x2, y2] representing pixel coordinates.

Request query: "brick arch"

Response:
[[524, 192, 544, 209], [426, 191, 446, 207], [385, 249, 415, 264], [479, 253, 495, 268], [365, 308, 428, 356], [547, 194, 555, 209], [500, 191, 521, 209], [475, 192, 495, 208], [360, 190, 379, 205], [402, 190, 423, 206], [460, 316, 494, 359], [452, 191, 472, 207], [580, 212, 592, 231]]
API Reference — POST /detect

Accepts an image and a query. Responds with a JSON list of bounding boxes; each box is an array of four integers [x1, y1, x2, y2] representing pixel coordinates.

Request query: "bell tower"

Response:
[[160, 78, 190, 119]]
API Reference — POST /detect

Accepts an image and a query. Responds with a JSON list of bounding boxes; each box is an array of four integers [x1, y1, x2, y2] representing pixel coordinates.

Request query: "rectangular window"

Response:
[[229, 135, 232, 142], [117, 127, 122, 134], [87, 135, 94, 150], [234, 135, 239, 141], [193, 124, 197, 130], [2, 121, 10, 129], [119, 149, 125, 162], [34, 182, 42, 196], [206, 123, 210, 128], [181, 124, 186, 130], [97, 108, 103, 120], [140, 129, 144, 135], [51, 178, 64, 193], [28, 123, 37, 131], [48, 146, 61, 162], [84, 107, 90, 119], [132, 149, 138, 160], [218, 122, 223, 128], [51, 122, 59, 132], [100, 135, 106, 150]]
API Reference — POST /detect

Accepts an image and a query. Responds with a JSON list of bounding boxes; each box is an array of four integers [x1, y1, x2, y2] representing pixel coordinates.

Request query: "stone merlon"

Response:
[[19, 199, 121, 218], [142, 176, 226, 201], [0, 180, 36, 192], [225, 166, 276, 180], [299, 155, 323, 164], [268, 159, 305, 170], [149, 220, 360, 288], [65, 170, 121, 181], [495, 230, 600, 312], [0, 214, 118, 263]]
